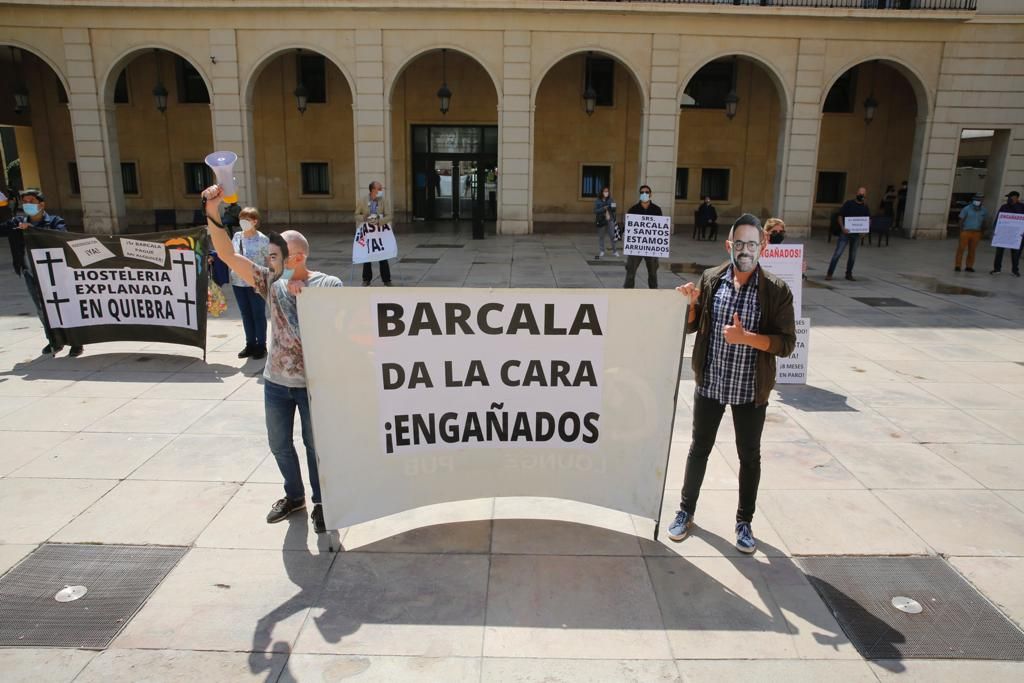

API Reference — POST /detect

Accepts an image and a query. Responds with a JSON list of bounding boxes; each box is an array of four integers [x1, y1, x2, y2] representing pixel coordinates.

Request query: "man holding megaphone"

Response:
[[202, 181, 342, 535]]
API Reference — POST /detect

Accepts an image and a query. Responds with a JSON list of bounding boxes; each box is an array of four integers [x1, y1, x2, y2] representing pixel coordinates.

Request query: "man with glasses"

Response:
[[668, 214, 796, 554]]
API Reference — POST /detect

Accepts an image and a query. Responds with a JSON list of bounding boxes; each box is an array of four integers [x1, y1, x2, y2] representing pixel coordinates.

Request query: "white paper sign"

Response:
[[299, 288, 687, 531], [776, 317, 810, 385], [623, 214, 671, 258], [992, 212, 1024, 249], [67, 237, 116, 266], [353, 223, 399, 264], [120, 238, 167, 267], [31, 248, 200, 330], [844, 216, 870, 234], [759, 244, 803, 319]]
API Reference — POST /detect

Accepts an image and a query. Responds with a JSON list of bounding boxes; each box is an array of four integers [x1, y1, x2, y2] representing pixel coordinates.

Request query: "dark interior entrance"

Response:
[[411, 125, 498, 221]]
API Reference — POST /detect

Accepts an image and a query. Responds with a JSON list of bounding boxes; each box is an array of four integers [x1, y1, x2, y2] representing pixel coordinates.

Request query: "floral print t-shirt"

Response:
[[252, 265, 343, 388]]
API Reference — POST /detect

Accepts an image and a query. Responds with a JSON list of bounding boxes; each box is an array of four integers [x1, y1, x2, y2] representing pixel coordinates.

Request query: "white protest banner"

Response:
[[299, 289, 687, 533], [844, 216, 870, 234], [623, 214, 671, 258], [776, 317, 810, 385], [992, 212, 1024, 249], [759, 244, 803, 318], [353, 223, 398, 264]]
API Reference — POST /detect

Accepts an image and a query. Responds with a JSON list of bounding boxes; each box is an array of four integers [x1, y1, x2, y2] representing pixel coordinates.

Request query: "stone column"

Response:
[[356, 29, 386, 212], [208, 29, 252, 206], [644, 34, 681, 223], [498, 30, 531, 235], [63, 28, 121, 234], [779, 39, 825, 239]]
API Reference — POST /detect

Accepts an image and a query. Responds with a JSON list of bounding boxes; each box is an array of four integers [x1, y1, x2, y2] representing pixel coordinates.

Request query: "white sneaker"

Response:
[[596, 251, 604, 259], [613, 250, 620, 257]]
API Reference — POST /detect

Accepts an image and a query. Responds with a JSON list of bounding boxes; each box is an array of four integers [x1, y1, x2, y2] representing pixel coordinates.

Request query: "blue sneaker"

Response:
[[667, 510, 693, 542], [735, 522, 756, 554]]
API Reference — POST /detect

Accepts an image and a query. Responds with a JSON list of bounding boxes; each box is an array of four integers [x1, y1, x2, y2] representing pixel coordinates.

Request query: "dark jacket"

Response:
[[626, 201, 662, 216], [593, 197, 617, 226], [696, 203, 718, 226], [686, 261, 796, 406], [2, 212, 68, 275]]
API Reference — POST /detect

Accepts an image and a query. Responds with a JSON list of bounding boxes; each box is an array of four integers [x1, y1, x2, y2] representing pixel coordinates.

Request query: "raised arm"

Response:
[[202, 185, 258, 287]]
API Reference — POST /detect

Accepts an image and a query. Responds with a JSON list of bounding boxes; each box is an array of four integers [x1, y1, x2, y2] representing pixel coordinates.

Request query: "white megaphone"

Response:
[[0, 191, 7, 207], [205, 150, 239, 204]]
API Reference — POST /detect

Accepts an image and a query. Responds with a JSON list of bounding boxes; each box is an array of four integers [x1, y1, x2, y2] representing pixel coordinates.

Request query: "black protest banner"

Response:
[[23, 227, 208, 350]]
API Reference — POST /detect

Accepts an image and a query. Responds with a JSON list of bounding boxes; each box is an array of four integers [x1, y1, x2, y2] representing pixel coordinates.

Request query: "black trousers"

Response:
[[624, 256, 658, 289], [362, 259, 391, 284], [680, 390, 766, 523]]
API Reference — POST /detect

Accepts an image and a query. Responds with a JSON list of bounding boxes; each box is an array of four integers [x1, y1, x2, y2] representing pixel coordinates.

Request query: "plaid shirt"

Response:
[[698, 266, 761, 405]]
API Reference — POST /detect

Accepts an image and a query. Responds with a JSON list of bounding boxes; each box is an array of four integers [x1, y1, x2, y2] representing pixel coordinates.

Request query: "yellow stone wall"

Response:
[[532, 53, 643, 222], [251, 52, 355, 224]]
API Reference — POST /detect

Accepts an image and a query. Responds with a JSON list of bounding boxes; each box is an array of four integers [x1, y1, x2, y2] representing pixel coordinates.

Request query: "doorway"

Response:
[[411, 125, 497, 221]]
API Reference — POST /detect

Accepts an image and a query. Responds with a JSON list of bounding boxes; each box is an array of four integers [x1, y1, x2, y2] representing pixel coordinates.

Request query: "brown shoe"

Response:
[[824, 274, 833, 281]]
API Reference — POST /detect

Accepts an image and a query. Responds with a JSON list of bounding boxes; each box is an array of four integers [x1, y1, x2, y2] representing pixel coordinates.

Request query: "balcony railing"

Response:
[[589, 1, 977, 9]]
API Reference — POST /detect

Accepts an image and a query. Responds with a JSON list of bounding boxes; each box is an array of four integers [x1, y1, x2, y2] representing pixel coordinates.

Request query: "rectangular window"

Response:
[[184, 162, 213, 194], [816, 171, 847, 204], [700, 168, 730, 201], [114, 69, 130, 104], [68, 162, 80, 195], [301, 162, 331, 195], [176, 57, 210, 104], [823, 67, 858, 114], [56, 77, 68, 104], [121, 162, 139, 195], [588, 57, 615, 107], [581, 165, 610, 199], [299, 54, 327, 104], [675, 168, 689, 200], [682, 60, 734, 110]]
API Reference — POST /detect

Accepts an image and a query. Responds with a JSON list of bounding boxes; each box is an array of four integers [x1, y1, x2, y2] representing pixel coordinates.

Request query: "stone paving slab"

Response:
[[1, 230, 1023, 679]]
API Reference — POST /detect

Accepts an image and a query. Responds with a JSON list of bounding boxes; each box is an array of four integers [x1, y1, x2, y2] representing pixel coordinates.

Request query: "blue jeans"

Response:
[[264, 379, 321, 504], [827, 233, 860, 276], [233, 285, 267, 347]]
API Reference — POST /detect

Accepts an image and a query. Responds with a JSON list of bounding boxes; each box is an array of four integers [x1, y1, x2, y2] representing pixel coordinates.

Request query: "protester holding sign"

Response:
[[203, 184, 342, 534], [230, 207, 270, 359], [990, 190, 1024, 277], [0, 189, 82, 357], [669, 214, 796, 554], [623, 184, 663, 289], [826, 186, 870, 282], [356, 181, 393, 286]]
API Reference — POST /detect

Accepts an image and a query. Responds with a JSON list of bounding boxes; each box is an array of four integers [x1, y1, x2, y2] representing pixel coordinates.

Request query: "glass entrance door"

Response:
[[411, 125, 498, 222], [431, 160, 455, 220]]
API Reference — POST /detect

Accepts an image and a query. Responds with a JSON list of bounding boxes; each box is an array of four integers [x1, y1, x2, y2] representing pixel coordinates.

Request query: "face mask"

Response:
[[856, 194, 865, 202], [23, 203, 40, 217], [376, 189, 384, 200], [602, 192, 609, 199], [240, 219, 255, 232], [972, 200, 981, 207], [639, 193, 650, 202], [768, 231, 786, 244], [281, 267, 295, 281]]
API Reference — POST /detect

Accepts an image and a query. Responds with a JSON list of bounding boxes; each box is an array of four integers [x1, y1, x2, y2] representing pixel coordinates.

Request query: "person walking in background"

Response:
[[623, 184, 663, 289], [954, 193, 986, 273], [826, 186, 870, 282], [231, 207, 270, 358], [594, 185, 619, 259], [991, 190, 1024, 277], [881, 185, 897, 220], [355, 181, 392, 286], [895, 180, 908, 231]]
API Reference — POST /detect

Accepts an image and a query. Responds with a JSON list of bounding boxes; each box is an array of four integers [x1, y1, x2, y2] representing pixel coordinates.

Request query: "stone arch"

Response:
[[387, 46, 502, 111], [100, 44, 213, 107], [242, 45, 356, 108], [533, 46, 648, 108]]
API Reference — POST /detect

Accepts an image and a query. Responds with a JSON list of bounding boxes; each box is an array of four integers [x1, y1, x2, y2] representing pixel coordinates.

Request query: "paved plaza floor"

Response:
[[1, 225, 1024, 682]]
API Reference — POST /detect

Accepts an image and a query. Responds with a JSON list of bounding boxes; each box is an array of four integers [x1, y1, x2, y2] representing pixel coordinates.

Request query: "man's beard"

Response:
[[732, 252, 757, 273]]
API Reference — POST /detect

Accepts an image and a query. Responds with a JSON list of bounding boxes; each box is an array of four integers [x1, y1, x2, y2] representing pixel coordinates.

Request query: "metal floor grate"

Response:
[[0, 543, 187, 649], [400, 257, 440, 264], [800, 556, 1024, 661], [853, 297, 918, 308]]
